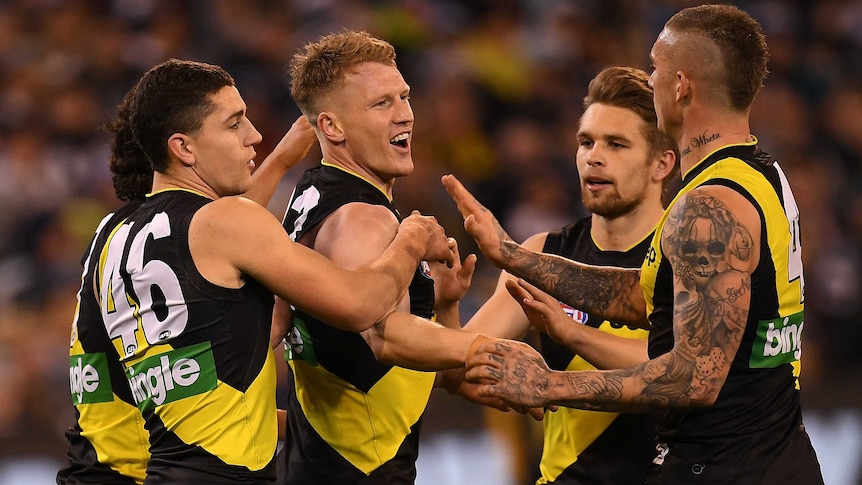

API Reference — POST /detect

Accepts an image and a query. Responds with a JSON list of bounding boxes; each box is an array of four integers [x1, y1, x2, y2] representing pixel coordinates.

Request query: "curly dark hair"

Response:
[[105, 86, 152, 201], [128, 59, 235, 173]]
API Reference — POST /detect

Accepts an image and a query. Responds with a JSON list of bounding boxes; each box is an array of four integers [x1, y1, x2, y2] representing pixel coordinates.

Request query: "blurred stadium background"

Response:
[[0, 0, 860, 483]]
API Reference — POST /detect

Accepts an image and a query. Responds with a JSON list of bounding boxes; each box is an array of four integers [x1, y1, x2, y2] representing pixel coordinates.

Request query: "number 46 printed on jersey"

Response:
[[98, 212, 189, 359]]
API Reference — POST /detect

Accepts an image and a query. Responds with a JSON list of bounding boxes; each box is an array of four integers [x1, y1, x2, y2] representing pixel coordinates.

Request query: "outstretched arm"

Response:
[[442, 174, 648, 328], [191, 197, 453, 332], [366, 311, 481, 370], [465, 186, 759, 412], [506, 279, 648, 370]]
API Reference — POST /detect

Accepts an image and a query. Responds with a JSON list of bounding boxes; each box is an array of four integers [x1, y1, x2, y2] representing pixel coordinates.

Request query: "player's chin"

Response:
[[231, 179, 252, 197], [392, 160, 415, 178]]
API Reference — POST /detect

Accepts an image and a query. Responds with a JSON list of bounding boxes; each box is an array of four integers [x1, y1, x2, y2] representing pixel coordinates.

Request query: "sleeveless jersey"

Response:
[[59, 200, 148, 485], [280, 163, 435, 484], [641, 142, 823, 483], [537, 218, 656, 484], [96, 189, 278, 483]]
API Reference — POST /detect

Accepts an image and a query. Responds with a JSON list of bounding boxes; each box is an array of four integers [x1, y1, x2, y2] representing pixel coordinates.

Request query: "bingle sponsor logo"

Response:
[[69, 353, 113, 405], [125, 342, 217, 411], [750, 311, 804, 368]]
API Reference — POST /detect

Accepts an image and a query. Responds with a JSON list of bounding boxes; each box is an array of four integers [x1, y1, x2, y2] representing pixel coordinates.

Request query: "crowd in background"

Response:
[[0, 0, 860, 483]]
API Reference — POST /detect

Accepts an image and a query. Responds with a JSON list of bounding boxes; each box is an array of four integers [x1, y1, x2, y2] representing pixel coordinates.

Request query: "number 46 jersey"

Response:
[[95, 188, 278, 483]]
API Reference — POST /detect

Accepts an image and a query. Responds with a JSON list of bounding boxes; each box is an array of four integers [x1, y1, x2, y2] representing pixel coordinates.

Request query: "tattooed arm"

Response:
[[465, 185, 761, 412], [442, 174, 648, 328]]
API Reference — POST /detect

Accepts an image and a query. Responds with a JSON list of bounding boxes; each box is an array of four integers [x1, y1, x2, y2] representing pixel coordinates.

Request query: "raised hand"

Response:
[[464, 335, 555, 408], [266, 115, 317, 172], [441, 174, 517, 268], [506, 278, 577, 345], [245, 115, 317, 205], [429, 237, 477, 311]]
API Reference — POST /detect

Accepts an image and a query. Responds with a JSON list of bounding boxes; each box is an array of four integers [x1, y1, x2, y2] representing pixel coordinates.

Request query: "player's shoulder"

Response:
[[201, 194, 265, 216], [325, 201, 399, 234], [675, 183, 760, 222], [193, 195, 277, 236]]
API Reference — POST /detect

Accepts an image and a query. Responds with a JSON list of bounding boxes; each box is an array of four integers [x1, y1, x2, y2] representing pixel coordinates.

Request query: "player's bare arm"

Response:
[[368, 312, 482, 370], [506, 279, 649, 370], [443, 173, 647, 328], [189, 196, 450, 331], [466, 185, 760, 411], [313, 202, 481, 369], [463, 232, 549, 340], [657, 185, 758, 404]]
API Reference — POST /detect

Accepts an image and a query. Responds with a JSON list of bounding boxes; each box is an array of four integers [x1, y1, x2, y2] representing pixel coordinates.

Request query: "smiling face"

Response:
[[325, 62, 414, 186], [183, 85, 262, 197], [576, 103, 658, 219]]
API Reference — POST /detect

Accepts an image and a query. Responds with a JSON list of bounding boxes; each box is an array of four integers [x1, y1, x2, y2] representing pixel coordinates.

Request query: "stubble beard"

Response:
[[582, 191, 641, 219]]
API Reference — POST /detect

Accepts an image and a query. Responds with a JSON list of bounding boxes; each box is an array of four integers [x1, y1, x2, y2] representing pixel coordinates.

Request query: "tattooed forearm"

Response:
[[561, 373, 624, 409], [478, 189, 761, 413], [548, 192, 755, 410], [500, 240, 645, 326]]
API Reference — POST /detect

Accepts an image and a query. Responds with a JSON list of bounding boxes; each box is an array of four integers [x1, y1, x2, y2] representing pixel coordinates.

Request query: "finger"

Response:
[[525, 407, 545, 421], [445, 246, 457, 268], [447, 236, 459, 252], [479, 397, 512, 413], [464, 363, 503, 383], [517, 278, 558, 304], [505, 278, 532, 303], [460, 253, 477, 279], [465, 347, 507, 368], [441, 174, 482, 217], [508, 404, 527, 414]]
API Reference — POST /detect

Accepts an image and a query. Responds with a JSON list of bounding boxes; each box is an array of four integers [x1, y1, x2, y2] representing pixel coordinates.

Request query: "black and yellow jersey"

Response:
[[59, 200, 148, 485], [95, 189, 277, 483], [280, 163, 435, 485], [641, 141, 822, 483], [537, 217, 656, 484]]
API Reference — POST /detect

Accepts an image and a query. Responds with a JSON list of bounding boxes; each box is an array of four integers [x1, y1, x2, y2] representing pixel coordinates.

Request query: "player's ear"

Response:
[[654, 148, 677, 183], [168, 133, 195, 167], [317, 111, 345, 143], [676, 71, 691, 104]]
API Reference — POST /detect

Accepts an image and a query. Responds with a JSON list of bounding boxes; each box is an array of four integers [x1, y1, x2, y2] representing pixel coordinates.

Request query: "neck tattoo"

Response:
[[680, 130, 721, 157]]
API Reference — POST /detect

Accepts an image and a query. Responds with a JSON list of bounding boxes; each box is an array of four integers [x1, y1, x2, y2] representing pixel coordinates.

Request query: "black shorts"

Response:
[[645, 424, 824, 485]]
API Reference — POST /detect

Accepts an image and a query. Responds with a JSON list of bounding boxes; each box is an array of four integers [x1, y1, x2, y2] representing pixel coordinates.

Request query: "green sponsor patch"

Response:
[[750, 311, 804, 368], [70, 353, 114, 405], [284, 317, 316, 365], [126, 342, 217, 411]]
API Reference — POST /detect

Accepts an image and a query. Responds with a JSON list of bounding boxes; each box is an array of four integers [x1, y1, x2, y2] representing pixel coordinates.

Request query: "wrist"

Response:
[[395, 227, 427, 263], [543, 370, 571, 407], [435, 367, 462, 393]]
